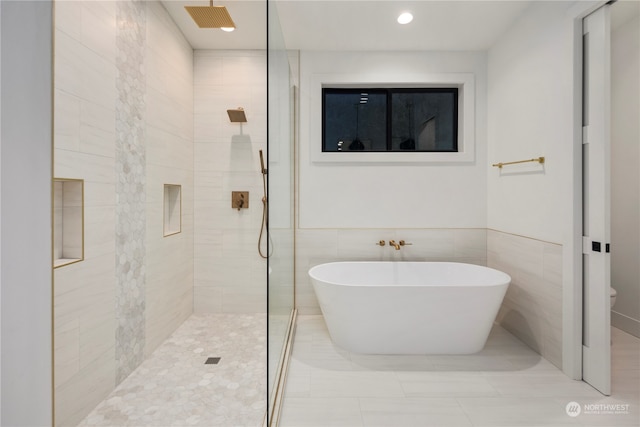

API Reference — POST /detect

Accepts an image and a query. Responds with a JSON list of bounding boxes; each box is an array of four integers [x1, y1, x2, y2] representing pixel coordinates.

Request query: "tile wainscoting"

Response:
[[295, 228, 563, 369], [488, 229, 563, 369], [295, 228, 488, 315]]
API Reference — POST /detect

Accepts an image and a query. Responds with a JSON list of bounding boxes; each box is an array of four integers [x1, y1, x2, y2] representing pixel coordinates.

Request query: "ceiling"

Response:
[[162, 0, 534, 51], [273, 1, 532, 51], [162, 0, 640, 51]]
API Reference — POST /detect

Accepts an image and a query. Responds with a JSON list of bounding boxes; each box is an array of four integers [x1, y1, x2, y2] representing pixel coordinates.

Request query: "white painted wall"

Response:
[[487, 1, 576, 244], [487, 0, 592, 376], [193, 50, 267, 313], [0, 1, 53, 425], [299, 50, 488, 229], [295, 50, 488, 314], [611, 13, 640, 337]]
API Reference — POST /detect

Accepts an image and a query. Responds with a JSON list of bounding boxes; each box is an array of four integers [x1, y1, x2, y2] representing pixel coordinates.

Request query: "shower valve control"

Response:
[[232, 191, 249, 211]]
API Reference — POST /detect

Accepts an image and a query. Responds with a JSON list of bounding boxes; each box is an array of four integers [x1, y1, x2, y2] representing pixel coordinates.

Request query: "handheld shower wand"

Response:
[[259, 149, 267, 175], [258, 150, 272, 258]]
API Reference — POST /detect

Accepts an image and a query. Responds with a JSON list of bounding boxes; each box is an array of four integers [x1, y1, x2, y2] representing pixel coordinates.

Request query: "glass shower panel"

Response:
[[267, 0, 295, 425]]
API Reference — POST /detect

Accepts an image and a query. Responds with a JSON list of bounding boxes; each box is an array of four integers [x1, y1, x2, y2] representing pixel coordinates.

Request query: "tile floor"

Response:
[[77, 314, 266, 427], [280, 315, 640, 427]]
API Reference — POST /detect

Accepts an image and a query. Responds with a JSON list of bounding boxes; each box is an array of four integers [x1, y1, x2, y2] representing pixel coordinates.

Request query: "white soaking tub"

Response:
[[309, 262, 511, 354]]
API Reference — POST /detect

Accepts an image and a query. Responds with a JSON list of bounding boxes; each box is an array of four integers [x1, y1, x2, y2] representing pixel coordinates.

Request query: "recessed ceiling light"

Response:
[[221, 27, 235, 32], [397, 12, 413, 25]]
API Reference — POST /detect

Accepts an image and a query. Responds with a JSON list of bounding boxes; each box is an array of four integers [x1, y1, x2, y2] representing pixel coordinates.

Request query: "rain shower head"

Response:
[[185, 1, 236, 30], [227, 107, 247, 123]]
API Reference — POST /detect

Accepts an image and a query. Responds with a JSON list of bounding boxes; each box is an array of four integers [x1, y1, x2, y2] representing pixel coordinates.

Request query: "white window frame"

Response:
[[310, 72, 475, 163]]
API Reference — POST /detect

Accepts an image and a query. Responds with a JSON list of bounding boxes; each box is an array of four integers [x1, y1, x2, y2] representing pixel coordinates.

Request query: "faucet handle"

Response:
[[399, 240, 412, 246], [375, 240, 386, 246]]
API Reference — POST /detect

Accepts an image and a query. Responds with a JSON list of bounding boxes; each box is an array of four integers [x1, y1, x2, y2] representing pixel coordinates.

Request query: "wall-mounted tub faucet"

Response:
[[389, 240, 401, 250]]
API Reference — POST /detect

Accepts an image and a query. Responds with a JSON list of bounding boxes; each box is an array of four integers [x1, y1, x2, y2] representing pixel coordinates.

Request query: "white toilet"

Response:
[[610, 287, 617, 309]]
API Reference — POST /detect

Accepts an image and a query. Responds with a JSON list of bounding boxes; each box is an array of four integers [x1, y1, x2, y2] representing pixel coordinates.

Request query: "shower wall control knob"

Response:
[[232, 191, 249, 210], [375, 240, 386, 246], [399, 240, 412, 246]]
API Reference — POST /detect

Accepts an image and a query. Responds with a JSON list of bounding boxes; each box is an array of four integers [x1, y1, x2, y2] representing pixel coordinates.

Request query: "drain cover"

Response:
[[205, 357, 221, 365]]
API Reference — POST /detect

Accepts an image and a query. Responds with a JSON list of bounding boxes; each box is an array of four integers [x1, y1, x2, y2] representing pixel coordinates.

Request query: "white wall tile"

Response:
[[80, 1, 117, 62], [296, 228, 488, 314], [54, 0, 194, 423], [194, 286, 223, 313], [55, 149, 115, 184], [55, 318, 80, 386], [488, 229, 563, 369], [193, 50, 267, 313], [144, 0, 194, 356], [54, 89, 81, 152]]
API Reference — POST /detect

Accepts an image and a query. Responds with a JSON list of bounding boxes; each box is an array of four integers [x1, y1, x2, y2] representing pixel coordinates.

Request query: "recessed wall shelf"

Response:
[[53, 178, 84, 268], [164, 184, 182, 237]]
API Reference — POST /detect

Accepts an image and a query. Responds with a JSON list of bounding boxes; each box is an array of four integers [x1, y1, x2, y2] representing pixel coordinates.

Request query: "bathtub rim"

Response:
[[308, 261, 511, 288]]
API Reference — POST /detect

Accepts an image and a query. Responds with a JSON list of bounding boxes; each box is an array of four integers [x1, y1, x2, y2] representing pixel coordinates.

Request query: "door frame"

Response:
[[566, 0, 609, 383], [581, 3, 612, 396]]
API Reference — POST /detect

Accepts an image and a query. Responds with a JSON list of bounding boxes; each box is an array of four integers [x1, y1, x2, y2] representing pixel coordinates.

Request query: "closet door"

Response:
[[582, 3, 611, 396]]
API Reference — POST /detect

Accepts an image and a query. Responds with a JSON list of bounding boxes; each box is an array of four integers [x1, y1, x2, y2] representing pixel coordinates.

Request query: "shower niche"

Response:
[[53, 178, 84, 268], [163, 184, 182, 237]]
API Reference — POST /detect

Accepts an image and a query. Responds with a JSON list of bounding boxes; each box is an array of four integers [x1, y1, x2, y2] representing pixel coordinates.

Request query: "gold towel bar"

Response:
[[492, 157, 545, 169]]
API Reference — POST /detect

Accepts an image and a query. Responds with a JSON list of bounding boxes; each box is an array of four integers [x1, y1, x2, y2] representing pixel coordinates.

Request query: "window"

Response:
[[322, 88, 458, 152]]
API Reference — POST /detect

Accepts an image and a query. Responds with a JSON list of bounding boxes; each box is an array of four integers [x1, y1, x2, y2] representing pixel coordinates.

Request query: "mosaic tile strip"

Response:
[[115, 0, 147, 385]]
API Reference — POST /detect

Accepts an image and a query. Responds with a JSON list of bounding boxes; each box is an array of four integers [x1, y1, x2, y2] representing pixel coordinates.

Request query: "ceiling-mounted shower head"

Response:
[[185, 1, 236, 30], [227, 107, 247, 123]]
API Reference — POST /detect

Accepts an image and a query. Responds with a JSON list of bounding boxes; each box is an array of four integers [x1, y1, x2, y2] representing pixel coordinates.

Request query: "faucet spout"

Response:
[[389, 240, 401, 250]]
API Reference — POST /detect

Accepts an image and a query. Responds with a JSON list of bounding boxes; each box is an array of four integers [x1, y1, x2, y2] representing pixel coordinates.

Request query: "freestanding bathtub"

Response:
[[309, 262, 510, 354]]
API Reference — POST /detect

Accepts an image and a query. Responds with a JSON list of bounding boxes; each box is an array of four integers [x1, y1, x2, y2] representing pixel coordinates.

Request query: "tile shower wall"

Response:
[[54, 2, 118, 425], [193, 50, 267, 313], [296, 228, 487, 314], [53, 1, 193, 425], [144, 1, 194, 358], [488, 229, 563, 369]]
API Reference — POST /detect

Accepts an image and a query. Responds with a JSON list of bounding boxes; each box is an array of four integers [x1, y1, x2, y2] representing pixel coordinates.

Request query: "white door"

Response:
[[582, 4, 611, 396]]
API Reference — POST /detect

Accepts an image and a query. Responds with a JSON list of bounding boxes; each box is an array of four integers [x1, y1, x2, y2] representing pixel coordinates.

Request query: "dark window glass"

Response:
[[390, 89, 458, 152], [322, 89, 387, 151], [322, 88, 458, 152]]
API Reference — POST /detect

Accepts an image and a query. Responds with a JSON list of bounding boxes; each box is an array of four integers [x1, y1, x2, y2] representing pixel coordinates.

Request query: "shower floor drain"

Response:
[[205, 357, 221, 365]]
